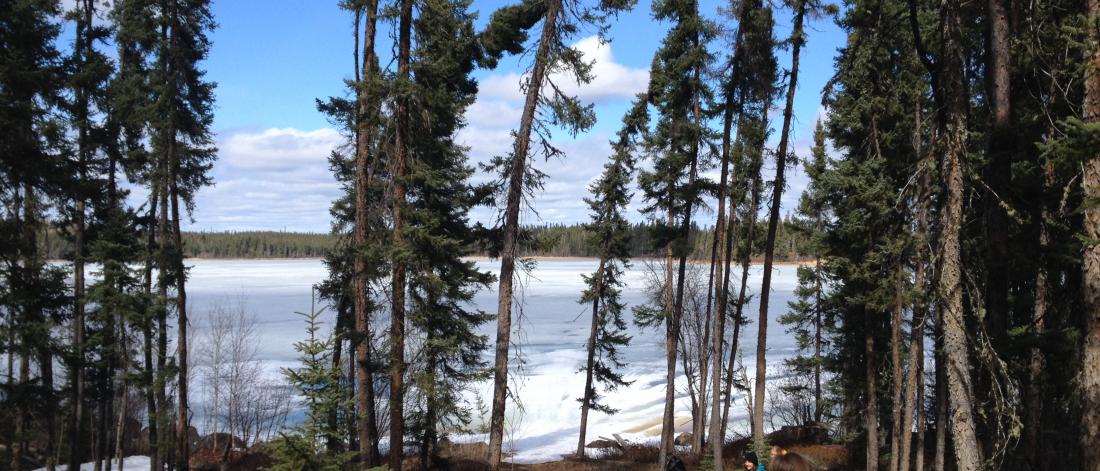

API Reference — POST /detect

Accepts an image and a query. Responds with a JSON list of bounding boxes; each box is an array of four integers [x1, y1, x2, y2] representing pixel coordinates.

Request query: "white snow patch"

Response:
[[35, 456, 151, 471]]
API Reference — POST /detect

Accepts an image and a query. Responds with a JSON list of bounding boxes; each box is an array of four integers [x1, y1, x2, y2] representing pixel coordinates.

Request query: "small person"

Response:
[[743, 451, 765, 471]]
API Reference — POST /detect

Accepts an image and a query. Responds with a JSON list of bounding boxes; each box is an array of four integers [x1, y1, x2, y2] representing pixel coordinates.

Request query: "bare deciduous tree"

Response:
[[198, 301, 291, 455]]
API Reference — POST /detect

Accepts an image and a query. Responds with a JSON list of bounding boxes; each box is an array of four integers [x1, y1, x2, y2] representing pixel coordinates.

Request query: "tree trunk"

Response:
[[353, 0, 382, 465], [707, 73, 739, 471], [116, 317, 131, 471], [865, 308, 879, 471], [144, 190, 159, 471], [577, 262, 605, 457], [388, 0, 412, 467], [170, 110, 190, 471], [70, 2, 92, 466], [13, 347, 28, 471], [486, 2, 561, 468], [899, 109, 931, 471], [937, 2, 984, 468], [723, 170, 760, 439], [690, 52, 707, 455], [659, 209, 675, 467], [889, 269, 904, 471], [754, 1, 804, 449], [1025, 168, 1053, 471], [899, 297, 926, 471], [1080, 1, 1100, 469], [914, 355, 926, 471], [933, 301, 946, 471], [156, 162, 170, 471], [5, 283, 14, 470], [813, 254, 822, 423], [661, 83, 702, 467], [40, 334, 57, 471], [983, 0, 1012, 348]]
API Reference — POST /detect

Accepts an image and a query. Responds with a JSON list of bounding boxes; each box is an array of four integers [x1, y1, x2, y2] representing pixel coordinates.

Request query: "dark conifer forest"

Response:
[[2, 0, 1100, 470]]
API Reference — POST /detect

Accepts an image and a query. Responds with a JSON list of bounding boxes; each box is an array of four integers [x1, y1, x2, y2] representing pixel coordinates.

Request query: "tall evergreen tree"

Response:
[[1078, 0, 1100, 468], [388, 0, 414, 466], [634, 0, 716, 461], [574, 98, 646, 458], [348, 0, 385, 464], [708, 1, 776, 459], [777, 119, 829, 425], [0, 1, 68, 469], [706, 0, 751, 464], [61, 0, 117, 466], [403, 0, 497, 466], [820, 1, 922, 468], [148, 0, 218, 466], [107, 0, 164, 467], [751, 0, 828, 451], [477, 0, 633, 466]]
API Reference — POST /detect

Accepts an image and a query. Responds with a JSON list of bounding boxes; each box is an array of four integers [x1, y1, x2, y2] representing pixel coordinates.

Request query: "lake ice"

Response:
[[179, 258, 801, 463]]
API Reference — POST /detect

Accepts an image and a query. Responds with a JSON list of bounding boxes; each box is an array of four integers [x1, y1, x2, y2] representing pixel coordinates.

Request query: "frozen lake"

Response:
[[182, 258, 802, 463]]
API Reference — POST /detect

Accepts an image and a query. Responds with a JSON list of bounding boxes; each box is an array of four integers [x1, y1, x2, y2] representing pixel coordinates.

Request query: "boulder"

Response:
[[585, 439, 621, 449], [673, 432, 692, 446]]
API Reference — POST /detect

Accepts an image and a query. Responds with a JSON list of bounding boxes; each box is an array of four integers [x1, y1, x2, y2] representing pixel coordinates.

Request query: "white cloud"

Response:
[[184, 127, 343, 232], [479, 35, 649, 103], [221, 127, 343, 171]]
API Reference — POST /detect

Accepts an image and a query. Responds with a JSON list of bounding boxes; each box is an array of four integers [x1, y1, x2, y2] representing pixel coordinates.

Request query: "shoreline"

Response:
[[176, 255, 817, 266]]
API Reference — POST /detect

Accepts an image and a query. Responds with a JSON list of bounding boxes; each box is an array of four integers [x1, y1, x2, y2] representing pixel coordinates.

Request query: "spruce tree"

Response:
[[820, 1, 921, 468], [270, 296, 353, 471], [478, 0, 633, 465], [148, 0, 218, 466], [61, 0, 116, 465], [0, 2, 68, 469], [751, 0, 829, 451], [106, 0, 163, 466], [403, 0, 497, 466], [348, 0, 385, 463], [575, 99, 646, 457], [777, 120, 829, 425], [633, 0, 717, 460]]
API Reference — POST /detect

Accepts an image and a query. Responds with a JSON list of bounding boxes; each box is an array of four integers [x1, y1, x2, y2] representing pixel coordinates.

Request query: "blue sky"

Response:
[[182, 0, 845, 232]]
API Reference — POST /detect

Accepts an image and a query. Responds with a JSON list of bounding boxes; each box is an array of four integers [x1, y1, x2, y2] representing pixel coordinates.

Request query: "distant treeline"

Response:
[[516, 219, 811, 260], [43, 230, 337, 259], [43, 221, 812, 260]]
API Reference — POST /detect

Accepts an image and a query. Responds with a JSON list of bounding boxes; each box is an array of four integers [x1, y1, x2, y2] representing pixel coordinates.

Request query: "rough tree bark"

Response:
[[1080, 1, 1100, 469], [865, 306, 879, 471], [143, 189, 159, 471], [936, 1, 985, 468], [984, 0, 1012, 344], [898, 103, 931, 471], [70, 2, 91, 467], [889, 269, 904, 471], [353, 0, 382, 465], [487, 1, 561, 468], [389, 0, 412, 466]]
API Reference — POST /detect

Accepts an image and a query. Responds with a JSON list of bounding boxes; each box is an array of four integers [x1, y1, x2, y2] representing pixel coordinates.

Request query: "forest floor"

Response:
[[434, 433, 848, 470], [32, 428, 847, 471]]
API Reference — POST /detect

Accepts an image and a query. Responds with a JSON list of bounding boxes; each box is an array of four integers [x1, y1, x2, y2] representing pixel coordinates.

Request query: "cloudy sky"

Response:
[[179, 0, 844, 233]]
